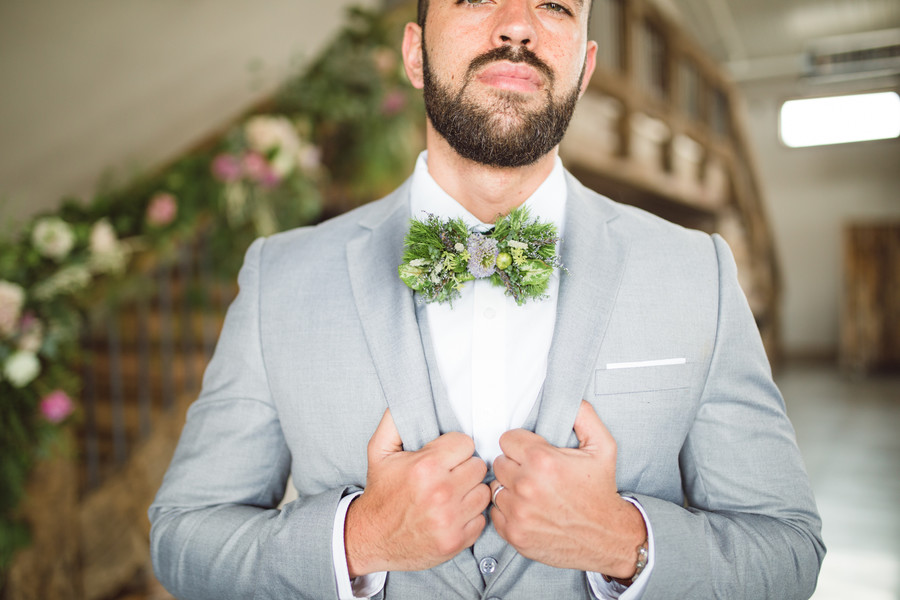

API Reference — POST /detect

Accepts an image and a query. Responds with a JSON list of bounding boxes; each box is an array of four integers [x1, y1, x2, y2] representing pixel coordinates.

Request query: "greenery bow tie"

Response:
[[398, 207, 562, 306]]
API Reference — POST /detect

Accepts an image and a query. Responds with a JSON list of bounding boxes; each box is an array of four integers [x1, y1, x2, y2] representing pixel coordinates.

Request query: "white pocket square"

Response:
[[605, 358, 686, 370]]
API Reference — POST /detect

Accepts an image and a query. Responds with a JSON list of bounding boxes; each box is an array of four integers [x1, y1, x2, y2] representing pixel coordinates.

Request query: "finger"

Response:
[[460, 482, 491, 515], [428, 431, 477, 468], [489, 480, 504, 505], [490, 503, 508, 536], [450, 455, 488, 486], [572, 400, 613, 450], [367, 408, 404, 460], [461, 512, 487, 548], [497, 428, 545, 462], [491, 453, 521, 489]]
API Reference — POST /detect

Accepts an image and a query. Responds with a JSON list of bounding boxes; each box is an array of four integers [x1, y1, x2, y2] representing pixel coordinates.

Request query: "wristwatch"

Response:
[[602, 539, 648, 586]]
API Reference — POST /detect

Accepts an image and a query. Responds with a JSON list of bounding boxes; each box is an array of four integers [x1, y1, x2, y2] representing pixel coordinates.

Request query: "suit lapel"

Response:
[[346, 180, 441, 451], [535, 173, 630, 446], [347, 183, 485, 593]]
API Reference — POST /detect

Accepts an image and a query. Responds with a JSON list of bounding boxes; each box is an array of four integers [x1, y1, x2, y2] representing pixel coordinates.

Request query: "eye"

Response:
[[457, 0, 492, 5], [541, 2, 573, 16]]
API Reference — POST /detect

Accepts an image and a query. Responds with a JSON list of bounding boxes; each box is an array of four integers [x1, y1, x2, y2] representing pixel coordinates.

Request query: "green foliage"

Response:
[[398, 207, 563, 306]]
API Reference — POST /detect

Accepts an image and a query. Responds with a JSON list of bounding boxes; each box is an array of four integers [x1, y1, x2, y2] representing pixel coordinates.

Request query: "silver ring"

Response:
[[492, 484, 505, 504]]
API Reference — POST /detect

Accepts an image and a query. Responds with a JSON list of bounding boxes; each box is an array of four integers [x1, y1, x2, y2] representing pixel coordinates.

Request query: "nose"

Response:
[[491, 0, 537, 49]]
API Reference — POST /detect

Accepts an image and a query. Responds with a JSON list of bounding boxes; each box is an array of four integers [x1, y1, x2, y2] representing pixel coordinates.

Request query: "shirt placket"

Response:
[[471, 280, 508, 467]]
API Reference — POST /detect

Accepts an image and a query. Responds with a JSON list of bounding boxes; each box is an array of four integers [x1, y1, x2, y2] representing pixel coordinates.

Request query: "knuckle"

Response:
[[528, 447, 554, 472], [514, 479, 536, 500], [429, 481, 453, 506], [471, 457, 488, 480], [446, 432, 475, 454], [412, 455, 440, 479]]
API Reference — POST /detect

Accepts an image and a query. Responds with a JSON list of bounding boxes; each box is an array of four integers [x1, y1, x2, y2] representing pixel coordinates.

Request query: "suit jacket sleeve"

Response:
[[149, 238, 349, 600], [627, 235, 825, 599]]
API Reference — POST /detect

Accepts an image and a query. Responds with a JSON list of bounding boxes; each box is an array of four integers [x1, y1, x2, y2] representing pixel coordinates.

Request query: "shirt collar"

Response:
[[409, 151, 567, 236]]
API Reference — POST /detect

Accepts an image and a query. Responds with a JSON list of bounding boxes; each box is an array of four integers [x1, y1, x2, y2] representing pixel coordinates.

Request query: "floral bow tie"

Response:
[[398, 207, 562, 306]]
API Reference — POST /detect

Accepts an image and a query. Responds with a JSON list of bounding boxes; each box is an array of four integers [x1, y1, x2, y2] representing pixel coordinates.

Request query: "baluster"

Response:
[[81, 332, 100, 491], [137, 294, 153, 439], [107, 312, 127, 466], [158, 262, 176, 410], [178, 242, 195, 395], [199, 233, 218, 362]]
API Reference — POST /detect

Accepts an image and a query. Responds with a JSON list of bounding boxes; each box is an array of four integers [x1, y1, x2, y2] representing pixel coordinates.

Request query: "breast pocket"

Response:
[[594, 361, 692, 396], [593, 361, 695, 494]]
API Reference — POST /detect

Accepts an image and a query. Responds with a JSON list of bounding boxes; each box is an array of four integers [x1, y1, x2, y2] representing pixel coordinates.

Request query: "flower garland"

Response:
[[398, 207, 562, 306]]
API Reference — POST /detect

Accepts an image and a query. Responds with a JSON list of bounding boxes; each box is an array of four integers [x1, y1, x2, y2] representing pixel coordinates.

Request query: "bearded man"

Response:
[[150, 1, 825, 598]]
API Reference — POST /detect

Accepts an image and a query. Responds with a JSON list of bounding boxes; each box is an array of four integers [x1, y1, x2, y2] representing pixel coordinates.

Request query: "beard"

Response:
[[422, 43, 584, 168]]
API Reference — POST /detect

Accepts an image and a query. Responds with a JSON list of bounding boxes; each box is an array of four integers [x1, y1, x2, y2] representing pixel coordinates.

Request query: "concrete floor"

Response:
[[778, 363, 900, 600]]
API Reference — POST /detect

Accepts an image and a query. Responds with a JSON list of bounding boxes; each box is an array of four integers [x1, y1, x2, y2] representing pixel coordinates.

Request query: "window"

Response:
[[779, 91, 900, 148]]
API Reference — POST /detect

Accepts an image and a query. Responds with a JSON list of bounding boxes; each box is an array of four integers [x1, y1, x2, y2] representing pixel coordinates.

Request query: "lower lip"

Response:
[[477, 74, 541, 93]]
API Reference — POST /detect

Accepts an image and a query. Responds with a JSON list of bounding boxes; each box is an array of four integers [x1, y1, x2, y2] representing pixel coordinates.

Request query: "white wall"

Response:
[[740, 77, 900, 356], [0, 0, 375, 229]]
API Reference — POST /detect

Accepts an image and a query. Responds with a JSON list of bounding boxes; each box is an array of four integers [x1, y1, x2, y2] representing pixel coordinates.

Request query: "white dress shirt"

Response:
[[332, 152, 654, 599]]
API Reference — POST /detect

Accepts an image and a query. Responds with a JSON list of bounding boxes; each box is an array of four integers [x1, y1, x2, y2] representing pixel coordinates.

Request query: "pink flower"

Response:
[[381, 90, 407, 116], [242, 152, 280, 188], [211, 154, 243, 183], [40, 390, 74, 423], [146, 192, 178, 227]]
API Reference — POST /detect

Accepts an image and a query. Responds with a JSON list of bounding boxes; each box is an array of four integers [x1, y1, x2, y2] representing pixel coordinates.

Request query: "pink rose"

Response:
[[40, 389, 75, 423], [242, 152, 280, 188], [146, 192, 178, 227], [211, 154, 243, 183], [381, 89, 407, 116]]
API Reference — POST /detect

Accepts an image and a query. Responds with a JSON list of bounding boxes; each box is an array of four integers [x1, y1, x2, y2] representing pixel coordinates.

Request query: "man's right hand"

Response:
[[345, 408, 490, 577]]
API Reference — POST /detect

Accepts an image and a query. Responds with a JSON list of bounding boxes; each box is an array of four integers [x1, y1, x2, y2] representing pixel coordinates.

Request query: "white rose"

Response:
[[244, 116, 301, 177], [3, 350, 41, 388], [89, 219, 126, 273], [89, 219, 117, 254], [0, 280, 25, 337], [32, 217, 76, 261]]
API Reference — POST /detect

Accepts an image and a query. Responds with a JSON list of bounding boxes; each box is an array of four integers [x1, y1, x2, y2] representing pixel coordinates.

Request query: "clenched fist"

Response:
[[345, 409, 492, 577], [490, 400, 646, 579]]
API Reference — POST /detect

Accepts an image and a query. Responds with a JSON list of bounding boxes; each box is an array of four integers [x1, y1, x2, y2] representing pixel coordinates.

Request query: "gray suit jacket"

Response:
[[149, 173, 824, 599]]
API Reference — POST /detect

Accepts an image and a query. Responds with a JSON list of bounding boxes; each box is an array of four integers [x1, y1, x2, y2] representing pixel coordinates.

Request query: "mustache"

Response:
[[466, 45, 555, 85]]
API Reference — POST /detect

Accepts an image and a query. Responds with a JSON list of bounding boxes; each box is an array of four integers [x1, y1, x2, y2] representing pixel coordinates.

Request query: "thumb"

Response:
[[368, 408, 404, 460], [573, 400, 613, 451]]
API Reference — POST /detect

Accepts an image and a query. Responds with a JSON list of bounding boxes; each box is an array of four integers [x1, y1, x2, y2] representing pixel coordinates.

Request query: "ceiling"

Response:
[[662, 0, 900, 81]]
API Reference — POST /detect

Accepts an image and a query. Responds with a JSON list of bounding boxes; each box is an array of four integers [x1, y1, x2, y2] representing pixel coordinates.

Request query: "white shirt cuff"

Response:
[[332, 491, 388, 599], [586, 496, 655, 599]]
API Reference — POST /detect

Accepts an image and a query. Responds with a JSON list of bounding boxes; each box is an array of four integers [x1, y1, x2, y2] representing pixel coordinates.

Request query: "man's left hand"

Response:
[[490, 400, 646, 579]]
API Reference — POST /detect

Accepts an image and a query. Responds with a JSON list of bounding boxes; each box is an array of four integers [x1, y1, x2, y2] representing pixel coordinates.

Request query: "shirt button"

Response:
[[479, 556, 498, 575], [483, 307, 497, 319]]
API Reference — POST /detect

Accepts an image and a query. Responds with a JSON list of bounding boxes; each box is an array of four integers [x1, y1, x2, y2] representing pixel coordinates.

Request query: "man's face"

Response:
[[407, 0, 597, 168]]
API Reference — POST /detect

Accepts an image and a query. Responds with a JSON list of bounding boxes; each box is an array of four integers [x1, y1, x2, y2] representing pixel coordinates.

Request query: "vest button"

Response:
[[479, 556, 498, 575]]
